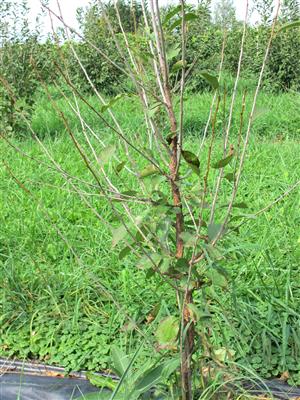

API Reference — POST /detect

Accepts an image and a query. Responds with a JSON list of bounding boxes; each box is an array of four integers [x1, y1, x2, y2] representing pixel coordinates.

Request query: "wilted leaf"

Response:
[[212, 154, 234, 169], [182, 150, 200, 175], [279, 371, 290, 381], [156, 316, 179, 347], [146, 303, 160, 324], [186, 303, 201, 322], [199, 71, 219, 90]]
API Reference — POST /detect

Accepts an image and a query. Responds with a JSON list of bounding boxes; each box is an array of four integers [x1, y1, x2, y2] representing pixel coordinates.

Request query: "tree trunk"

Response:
[[181, 290, 195, 400]]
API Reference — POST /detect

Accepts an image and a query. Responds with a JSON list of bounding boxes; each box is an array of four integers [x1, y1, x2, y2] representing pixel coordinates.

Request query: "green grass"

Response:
[[29, 86, 300, 140], [0, 91, 300, 388]]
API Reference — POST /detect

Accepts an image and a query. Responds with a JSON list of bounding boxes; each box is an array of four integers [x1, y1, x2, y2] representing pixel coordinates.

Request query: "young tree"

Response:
[[3, 1, 295, 399], [213, 0, 236, 29], [0, 0, 52, 132], [253, 0, 274, 25], [281, 0, 300, 21]]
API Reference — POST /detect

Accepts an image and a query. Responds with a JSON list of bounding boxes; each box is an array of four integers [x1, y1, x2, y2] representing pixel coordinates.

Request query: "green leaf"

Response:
[[111, 226, 127, 248], [206, 266, 227, 287], [278, 20, 300, 33], [115, 161, 126, 174], [86, 373, 117, 391], [166, 133, 175, 145], [131, 47, 154, 63], [135, 224, 149, 242], [212, 154, 234, 169], [74, 392, 113, 400], [199, 71, 219, 90], [204, 244, 224, 261], [169, 17, 183, 31], [151, 190, 168, 205], [171, 60, 187, 72], [122, 190, 138, 198], [160, 357, 180, 378], [163, 5, 181, 25], [134, 363, 165, 393], [179, 232, 197, 247], [221, 202, 248, 209], [207, 223, 222, 242], [184, 12, 198, 22], [168, 12, 198, 30], [167, 45, 181, 61], [232, 202, 248, 209], [175, 257, 189, 270], [137, 253, 160, 270], [111, 344, 143, 399], [119, 246, 131, 260], [111, 191, 138, 203], [145, 268, 155, 279], [140, 164, 159, 178], [98, 145, 116, 166], [134, 358, 180, 394], [159, 257, 172, 274], [147, 102, 161, 118], [156, 316, 179, 347], [111, 346, 130, 377], [100, 94, 126, 113], [182, 150, 200, 175], [224, 172, 235, 182]]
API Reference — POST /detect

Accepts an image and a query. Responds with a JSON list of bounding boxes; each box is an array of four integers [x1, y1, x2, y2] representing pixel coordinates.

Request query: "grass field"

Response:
[[0, 90, 300, 388]]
